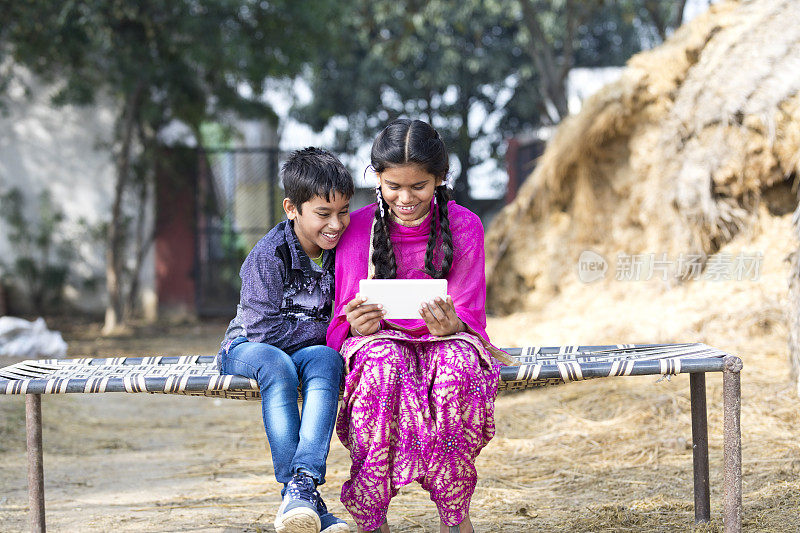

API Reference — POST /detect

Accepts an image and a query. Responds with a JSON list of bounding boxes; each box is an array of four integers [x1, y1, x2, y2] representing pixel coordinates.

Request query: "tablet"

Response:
[[358, 279, 448, 319]]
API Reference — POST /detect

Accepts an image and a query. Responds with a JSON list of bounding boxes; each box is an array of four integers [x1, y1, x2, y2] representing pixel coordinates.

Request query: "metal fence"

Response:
[[195, 147, 283, 316]]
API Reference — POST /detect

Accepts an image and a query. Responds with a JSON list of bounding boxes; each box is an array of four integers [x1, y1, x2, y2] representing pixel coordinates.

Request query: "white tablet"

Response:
[[358, 279, 448, 319]]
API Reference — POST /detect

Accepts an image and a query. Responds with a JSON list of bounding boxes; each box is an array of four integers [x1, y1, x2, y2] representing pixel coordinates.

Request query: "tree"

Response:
[[516, 0, 688, 124], [295, 0, 526, 203], [296, 0, 687, 201], [2, 0, 334, 332]]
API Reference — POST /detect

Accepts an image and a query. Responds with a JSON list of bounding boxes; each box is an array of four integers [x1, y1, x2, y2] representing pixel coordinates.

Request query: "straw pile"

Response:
[[790, 210, 800, 390], [486, 0, 800, 388]]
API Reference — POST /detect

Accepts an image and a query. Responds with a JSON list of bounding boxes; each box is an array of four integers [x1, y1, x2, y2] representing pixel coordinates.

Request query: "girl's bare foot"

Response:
[[439, 513, 473, 533]]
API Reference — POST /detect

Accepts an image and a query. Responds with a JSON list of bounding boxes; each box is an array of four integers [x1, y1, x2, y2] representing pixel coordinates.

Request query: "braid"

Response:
[[424, 186, 454, 278], [437, 186, 454, 277], [423, 205, 439, 278], [371, 201, 397, 279]]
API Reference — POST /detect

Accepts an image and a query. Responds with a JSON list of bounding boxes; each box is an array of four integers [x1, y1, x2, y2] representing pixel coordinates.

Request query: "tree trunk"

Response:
[[103, 84, 144, 335], [519, 0, 577, 123], [124, 179, 154, 319], [123, 124, 157, 320], [453, 144, 472, 205], [452, 91, 473, 205], [644, 0, 689, 42]]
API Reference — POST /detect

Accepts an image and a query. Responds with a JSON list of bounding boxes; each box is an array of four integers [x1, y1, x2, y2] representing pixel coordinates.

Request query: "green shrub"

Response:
[[0, 187, 77, 313]]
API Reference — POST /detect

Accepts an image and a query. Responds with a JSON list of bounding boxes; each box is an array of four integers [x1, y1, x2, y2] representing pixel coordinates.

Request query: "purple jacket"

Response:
[[217, 220, 334, 367]]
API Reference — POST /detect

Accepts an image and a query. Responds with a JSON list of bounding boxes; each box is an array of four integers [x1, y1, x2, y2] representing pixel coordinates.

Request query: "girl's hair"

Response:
[[370, 119, 454, 279]]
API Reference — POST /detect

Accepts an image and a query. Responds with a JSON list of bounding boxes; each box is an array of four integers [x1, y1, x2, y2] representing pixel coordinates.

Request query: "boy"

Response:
[[217, 147, 353, 533]]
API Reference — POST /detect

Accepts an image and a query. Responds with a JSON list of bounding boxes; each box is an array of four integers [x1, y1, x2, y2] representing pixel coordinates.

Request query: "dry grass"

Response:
[[1, 279, 799, 532], [471, 199, 800, 530], [486, 0, 800, 314]]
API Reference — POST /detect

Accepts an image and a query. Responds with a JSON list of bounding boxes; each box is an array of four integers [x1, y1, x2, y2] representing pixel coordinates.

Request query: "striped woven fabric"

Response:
[[498, 343, 730, 391], [0, 343, 731, 400]]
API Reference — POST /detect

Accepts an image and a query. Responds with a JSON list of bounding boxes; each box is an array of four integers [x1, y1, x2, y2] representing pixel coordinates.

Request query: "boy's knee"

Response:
[[232, 342, 298, 388], [322, 348, 347, 378], [311, 346, 344, 378], [272, 357, 301, 384]]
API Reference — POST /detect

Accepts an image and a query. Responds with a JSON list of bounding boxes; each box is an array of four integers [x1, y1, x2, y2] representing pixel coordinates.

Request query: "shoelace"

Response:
[[287, 473, 318, 505], [314, 489, 328, 515]]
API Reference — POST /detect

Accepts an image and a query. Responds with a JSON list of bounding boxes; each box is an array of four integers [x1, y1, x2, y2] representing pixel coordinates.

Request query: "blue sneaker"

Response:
[[316, 492, 350, 533], [275, 472, 321, 533]]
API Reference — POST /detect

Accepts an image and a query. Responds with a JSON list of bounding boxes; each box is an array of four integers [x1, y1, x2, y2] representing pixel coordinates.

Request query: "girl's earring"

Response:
[[376, 185, 385, 217]]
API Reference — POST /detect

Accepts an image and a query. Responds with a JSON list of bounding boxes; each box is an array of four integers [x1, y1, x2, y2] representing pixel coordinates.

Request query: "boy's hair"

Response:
[[282, 147, 354, 212]]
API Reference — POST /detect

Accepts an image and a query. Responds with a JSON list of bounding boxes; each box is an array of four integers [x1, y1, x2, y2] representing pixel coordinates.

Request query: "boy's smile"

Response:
[[284, 192, 351, 258]]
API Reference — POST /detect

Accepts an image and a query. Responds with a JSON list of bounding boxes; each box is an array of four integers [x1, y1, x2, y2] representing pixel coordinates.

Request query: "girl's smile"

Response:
[[395, 204, 419, 215]]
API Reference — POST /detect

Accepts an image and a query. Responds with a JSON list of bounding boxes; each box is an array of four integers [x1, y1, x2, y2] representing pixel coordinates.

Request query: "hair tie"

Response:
[[375, 185, 385, 217]]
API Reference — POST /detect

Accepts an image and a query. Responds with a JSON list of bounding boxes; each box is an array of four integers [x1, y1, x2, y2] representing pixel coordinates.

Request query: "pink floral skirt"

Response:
[[336, 330, 502, 530]]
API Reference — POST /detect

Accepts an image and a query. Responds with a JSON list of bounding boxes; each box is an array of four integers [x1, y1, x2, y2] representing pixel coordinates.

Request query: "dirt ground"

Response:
[[2, 213, 800, 532], [1, 302, 798, 533]]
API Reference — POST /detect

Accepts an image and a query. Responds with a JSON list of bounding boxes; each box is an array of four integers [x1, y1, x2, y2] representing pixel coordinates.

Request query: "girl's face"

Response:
[[378, 164, 442, 223]]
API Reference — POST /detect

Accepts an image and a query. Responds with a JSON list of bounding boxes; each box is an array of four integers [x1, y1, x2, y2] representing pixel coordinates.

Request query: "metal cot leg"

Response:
[[25, 393, 46, 533], [689, 372, 711, 523], [722, 356, 743, 533]]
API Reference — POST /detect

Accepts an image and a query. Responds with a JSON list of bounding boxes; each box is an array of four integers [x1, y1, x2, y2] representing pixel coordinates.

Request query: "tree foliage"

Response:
[[296, 0, 688, 200], [296, 0, 526, 202], [1, 0, 333, 330]]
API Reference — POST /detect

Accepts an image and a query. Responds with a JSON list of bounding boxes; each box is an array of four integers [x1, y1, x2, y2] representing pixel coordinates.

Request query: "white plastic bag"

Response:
[[0, 316, 67, 359]]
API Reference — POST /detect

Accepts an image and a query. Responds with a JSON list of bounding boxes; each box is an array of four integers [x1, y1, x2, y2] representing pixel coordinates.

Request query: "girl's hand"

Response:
[[345, 295, 385, 337], [420, 295, 465, 336]]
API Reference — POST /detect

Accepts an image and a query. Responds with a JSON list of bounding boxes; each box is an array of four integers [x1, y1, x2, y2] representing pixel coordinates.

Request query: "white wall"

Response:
[[0, 65, 155, 315]]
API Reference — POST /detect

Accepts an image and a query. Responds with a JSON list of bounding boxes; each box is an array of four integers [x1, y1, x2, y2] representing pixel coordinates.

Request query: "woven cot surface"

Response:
[[499, 343, 730, 391], [0, 355, 260, 401], [0, 343, 730, 400]]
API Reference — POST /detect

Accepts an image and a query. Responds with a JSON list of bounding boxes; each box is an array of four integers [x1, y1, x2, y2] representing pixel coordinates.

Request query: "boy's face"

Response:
[[283, 192, 351, 258]]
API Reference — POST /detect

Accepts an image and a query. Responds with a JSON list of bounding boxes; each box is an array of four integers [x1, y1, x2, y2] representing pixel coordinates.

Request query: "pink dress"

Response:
[[326, 201, 510, 529]]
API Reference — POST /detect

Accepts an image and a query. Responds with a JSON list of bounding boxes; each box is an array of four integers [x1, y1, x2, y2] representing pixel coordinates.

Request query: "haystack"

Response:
[[485, 0, 800, 386]]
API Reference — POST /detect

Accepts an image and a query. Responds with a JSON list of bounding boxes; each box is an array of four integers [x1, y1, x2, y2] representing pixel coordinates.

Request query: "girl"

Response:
[[326, 119, 513, 533]]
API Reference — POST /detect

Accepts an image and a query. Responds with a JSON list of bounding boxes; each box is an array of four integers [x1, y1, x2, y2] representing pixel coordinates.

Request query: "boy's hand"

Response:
[[419, 295, 465, 336], [345, 295, 385, 337]]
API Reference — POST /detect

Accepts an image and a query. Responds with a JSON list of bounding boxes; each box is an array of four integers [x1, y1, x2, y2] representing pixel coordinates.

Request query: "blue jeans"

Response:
[[220, 338, 343, 485]]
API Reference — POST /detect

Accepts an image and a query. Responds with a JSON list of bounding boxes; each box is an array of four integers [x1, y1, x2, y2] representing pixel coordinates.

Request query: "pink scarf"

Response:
[[326, 200, 498, 353]]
